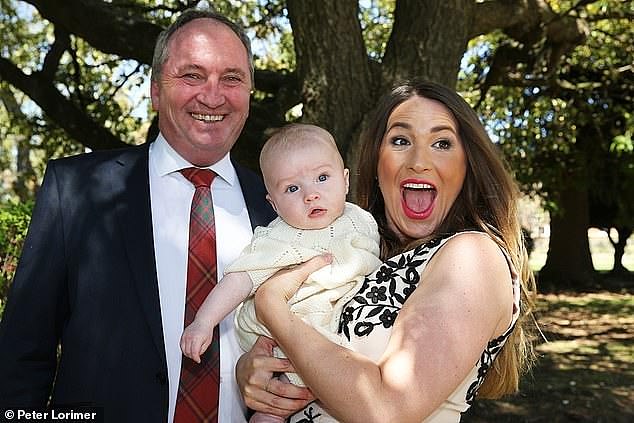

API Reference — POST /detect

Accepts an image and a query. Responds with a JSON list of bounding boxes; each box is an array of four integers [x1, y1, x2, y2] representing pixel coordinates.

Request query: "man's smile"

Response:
[[190, 113, 224, 122]]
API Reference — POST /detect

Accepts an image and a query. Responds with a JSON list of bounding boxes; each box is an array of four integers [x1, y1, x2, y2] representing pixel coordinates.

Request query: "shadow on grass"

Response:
[[461, 289, 634, 423]]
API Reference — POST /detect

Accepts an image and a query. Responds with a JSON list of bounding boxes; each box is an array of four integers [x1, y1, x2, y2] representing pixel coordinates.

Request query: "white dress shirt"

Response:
[[149, 134, 255, 422]]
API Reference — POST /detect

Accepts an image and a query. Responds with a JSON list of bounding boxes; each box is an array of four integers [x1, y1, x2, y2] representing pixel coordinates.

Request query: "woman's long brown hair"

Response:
[[356, 80, 537, 398]]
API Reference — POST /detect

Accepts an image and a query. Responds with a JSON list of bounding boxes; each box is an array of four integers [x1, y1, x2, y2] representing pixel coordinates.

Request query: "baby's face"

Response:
[[265, 141, 349, 230]]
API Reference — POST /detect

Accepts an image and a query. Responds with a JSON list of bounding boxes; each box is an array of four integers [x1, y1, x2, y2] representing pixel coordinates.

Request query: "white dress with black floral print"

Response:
[[289, 231, 520, 423]]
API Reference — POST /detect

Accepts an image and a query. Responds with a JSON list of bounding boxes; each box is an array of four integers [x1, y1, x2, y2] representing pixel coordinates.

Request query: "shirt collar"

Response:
[[151, 133, 237, 186]]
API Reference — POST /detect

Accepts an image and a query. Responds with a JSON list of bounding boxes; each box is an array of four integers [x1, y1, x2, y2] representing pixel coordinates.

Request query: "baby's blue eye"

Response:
[[286, 185, 299, 193], [317, 174, 328, 182]]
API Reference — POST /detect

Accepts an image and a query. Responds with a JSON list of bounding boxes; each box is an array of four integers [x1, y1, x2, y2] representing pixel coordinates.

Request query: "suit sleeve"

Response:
[[0, 161, 69, 406]]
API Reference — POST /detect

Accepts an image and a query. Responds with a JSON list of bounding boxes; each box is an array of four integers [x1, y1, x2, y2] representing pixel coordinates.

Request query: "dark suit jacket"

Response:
[[0, 144, 276, 422]]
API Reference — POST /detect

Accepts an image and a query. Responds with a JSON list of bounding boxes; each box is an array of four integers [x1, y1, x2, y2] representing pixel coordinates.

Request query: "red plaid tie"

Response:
[[175, 168, 219, 423]]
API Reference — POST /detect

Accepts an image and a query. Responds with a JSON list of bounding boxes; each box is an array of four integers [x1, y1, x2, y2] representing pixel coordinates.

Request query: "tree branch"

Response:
[[585, 10, 634, 21], [470, 0, 545, 39], [254, 70, 301, 111], [472, 0, 592, 102], [25, 0, 162, 64], [0, 56, 128, 150], [41, 28, 70, 81]]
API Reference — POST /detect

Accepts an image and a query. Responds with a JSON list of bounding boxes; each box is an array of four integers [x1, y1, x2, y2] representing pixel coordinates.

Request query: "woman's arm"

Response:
[[255, 233, 514, 422]]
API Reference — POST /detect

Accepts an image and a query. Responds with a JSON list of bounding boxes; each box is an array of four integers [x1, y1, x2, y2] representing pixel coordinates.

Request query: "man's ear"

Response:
[[265, 194, 278, 213], [150, 80, 160, 111], [344, 168, 350, 195]]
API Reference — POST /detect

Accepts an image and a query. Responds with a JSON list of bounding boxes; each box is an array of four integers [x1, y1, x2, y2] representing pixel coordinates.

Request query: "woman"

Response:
[[237, 80, 536, 422]]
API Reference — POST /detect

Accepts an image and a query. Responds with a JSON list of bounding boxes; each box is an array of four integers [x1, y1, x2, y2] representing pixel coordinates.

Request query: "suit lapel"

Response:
[[233, 161, 276, 229], [112, 145, 166, 362]]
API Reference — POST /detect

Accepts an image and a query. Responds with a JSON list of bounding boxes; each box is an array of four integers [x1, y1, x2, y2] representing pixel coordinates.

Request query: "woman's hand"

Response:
[[236, 336, 314, 417], [254, 254, 332, 327]]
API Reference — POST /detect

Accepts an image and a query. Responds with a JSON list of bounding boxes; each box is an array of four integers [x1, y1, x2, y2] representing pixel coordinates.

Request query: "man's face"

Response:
[[150, 18, 252, 166]]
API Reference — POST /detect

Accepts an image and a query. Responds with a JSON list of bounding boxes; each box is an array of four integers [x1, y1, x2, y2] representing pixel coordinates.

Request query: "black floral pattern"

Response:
[[366, 286, 387, 303], [292, 232, 520, 422], [338, 232, 519, 410], [338, 237, 441, 341], [378, 308, 398, 328], [465, 324, 516, 405], [375, 265, 396, 284], [292, 405, 323, 422]]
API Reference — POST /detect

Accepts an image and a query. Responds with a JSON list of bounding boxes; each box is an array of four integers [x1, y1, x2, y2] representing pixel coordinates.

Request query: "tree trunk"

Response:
[[286, 0, 374, 158], [381, 0, 474, 89], [610, 226, 632, 275], [540, 183, 596, 289], [352, 0, 476, 197]]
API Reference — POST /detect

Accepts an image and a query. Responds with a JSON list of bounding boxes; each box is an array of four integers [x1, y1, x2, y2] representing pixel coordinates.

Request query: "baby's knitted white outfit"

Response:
[[229, 202, 381, 386]]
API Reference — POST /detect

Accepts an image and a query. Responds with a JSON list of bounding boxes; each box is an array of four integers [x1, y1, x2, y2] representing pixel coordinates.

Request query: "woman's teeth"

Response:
[[403, 182, 434, 190]]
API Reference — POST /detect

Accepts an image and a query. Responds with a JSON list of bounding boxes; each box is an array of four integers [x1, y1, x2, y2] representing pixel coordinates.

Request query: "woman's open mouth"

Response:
[[401, 181, 436, 219]]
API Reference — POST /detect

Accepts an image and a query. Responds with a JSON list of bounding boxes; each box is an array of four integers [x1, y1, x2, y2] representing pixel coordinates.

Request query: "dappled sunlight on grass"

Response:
[[537, 292, 634, 314], [462, 290, 634, 422], [537, 339, 632, 371]]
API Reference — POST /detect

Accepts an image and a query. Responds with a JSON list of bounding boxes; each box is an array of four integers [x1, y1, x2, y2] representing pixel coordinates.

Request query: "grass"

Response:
[[462, 288, 634, 422]]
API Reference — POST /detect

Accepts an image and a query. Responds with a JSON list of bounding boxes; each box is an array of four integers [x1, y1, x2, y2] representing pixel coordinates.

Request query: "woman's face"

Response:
[[377, 96, 467, 241]]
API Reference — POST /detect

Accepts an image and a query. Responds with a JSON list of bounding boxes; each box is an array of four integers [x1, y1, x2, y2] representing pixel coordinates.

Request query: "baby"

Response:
[[180, 123, 381, 422]]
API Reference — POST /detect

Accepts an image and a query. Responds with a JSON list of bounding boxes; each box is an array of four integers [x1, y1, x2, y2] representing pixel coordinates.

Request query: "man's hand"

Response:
[[236, 336, 315, 417]]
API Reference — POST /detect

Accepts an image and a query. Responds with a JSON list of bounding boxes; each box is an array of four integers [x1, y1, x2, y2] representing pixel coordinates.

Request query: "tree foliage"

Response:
[[471, 0, 634, 285], [1, 0, 632, 287], [0, 200, 32, 315]]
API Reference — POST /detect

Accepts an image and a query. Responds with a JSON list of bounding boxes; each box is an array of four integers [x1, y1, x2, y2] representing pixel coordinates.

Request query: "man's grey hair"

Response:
[[151, 8, 254, 84]]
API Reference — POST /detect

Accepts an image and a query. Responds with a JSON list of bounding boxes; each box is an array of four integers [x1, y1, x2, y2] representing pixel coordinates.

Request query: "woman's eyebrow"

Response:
[[429, 124, 457, 134], [387, 121, 456, 134]]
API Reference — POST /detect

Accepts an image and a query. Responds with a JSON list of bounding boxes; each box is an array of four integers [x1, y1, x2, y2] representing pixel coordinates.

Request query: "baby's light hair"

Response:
[[260, 124, 343, 189]]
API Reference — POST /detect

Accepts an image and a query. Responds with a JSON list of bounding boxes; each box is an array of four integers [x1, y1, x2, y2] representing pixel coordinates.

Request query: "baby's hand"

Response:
[[180, 320, 213, 364]]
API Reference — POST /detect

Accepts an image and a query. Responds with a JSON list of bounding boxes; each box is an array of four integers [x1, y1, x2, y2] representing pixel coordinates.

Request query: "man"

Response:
[[0, 8, 276, 422]]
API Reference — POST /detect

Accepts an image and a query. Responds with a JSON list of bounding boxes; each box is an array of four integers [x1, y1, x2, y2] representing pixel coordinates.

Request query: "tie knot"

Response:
[[181, 168, 216, 188]]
